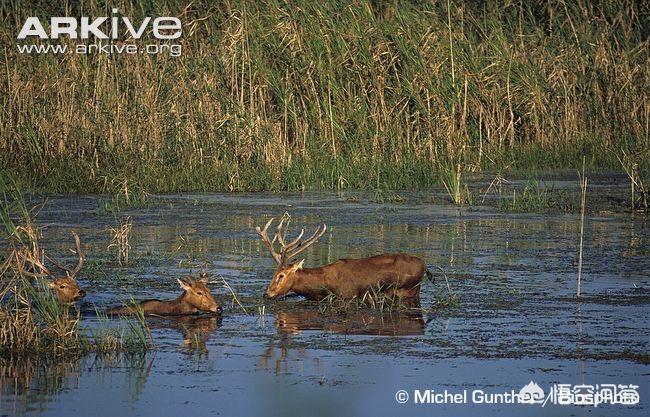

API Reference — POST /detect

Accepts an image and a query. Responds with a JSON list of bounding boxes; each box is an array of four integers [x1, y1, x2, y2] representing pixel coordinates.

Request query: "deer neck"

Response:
[[171, 291, 199, 314], [291, 267, 334, 300]]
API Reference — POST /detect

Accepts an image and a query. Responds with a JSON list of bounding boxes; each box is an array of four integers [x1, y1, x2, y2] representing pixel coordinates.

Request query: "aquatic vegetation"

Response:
[[0, 185, 151, 355], [618, 149, 649, 213], [440, 161, 472, 206], [107, 216, 133, 267]]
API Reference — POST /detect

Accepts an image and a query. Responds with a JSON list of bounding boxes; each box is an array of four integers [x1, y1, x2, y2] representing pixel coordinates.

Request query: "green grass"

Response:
[[0, 0, 647, 193]]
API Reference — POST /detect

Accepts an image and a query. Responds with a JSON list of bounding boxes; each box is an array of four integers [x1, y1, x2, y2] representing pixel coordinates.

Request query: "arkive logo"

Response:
[[15, 8, 183, 56], [17, 8, 181, 40]]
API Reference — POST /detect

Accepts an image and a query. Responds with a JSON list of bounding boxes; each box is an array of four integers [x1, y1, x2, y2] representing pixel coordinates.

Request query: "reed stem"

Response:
[[577, 157, 587, 297]]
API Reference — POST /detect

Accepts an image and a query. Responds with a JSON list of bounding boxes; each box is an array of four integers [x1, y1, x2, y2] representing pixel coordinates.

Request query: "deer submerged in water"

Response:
[[256, 216, 433, 301], [108, 274, 221, 316]]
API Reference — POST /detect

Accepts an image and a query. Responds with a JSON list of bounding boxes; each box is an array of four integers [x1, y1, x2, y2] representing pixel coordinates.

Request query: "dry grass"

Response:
[[107, 216, 133, 266]]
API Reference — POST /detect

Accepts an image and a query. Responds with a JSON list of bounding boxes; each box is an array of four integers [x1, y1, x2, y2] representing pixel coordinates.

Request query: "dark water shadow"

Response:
[[272, 305, 426, 336], [145, 315, 222, 357]]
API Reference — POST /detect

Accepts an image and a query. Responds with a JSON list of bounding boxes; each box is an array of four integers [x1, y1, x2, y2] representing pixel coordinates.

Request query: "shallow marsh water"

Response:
[[1, 191, 648, 417]]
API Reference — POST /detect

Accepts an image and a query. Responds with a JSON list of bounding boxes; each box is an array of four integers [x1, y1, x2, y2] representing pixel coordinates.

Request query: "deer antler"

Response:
[[17, 247, 57, 280], [19, 231, 84, 280], [256, 214, 327, 266], [48, 231, 84, 277], [255, 217, 283, 265]]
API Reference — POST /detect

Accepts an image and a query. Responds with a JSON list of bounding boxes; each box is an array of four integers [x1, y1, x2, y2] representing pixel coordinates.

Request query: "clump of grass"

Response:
[[99, 175, 150, 208], [107, 216, 133, 266], [440, 161, 472, 206], [89, 308, 153, 353], [488, 177, 576, 213], [510, 179, 549, 211], [317, 289, 416, 314]]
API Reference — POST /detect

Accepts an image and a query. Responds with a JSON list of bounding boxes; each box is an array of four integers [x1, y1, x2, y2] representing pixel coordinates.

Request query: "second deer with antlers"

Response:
[[18, 231, 87, 304], [256, 215, 433, 301]]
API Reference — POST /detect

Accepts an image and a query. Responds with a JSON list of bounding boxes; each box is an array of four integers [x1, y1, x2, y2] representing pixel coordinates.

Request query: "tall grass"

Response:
[[0, 179, 151, 355], [1, 0, 647, 192]]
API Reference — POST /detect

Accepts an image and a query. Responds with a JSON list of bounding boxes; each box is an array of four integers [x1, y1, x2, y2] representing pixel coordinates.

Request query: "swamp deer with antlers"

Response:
[[256, 216, 433, 301], [18, 231, 86, 304], [107, 274, 222, 316]]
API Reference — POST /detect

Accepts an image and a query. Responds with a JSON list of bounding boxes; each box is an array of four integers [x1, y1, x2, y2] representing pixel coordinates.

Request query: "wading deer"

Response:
[[107, 274, 222, 316], [18, 231, 86, 304], [255, 216, 433, 301]]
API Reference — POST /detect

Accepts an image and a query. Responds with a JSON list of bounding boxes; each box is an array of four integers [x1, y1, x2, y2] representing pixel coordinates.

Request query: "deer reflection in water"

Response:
[[259, 306, 426, 375], [146, 315, 222, 356], [274, 306, 426, 336]]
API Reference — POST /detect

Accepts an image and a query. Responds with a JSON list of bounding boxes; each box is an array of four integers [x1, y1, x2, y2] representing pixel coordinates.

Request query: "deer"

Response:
[[107, 274, 222, 316], [255, 215, 434, 301], [18, 231, 87, 304]]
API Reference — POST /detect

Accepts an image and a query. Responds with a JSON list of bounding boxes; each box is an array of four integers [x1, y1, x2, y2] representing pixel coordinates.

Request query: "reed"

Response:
[[0, 182, 151, 355], [1, 1, 647, 193], [440, 161, 472, 206], [107, 216, 133, 266], [617, 149, 649, 213], [577, 159, 588, 298]]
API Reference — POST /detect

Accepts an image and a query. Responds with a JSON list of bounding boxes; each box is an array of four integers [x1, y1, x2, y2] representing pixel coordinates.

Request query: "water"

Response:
[[1, 192, 648, 417]]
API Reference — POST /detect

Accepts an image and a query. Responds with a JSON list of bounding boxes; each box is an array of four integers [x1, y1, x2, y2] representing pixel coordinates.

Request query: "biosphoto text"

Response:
[[15, 7, 182, 57]]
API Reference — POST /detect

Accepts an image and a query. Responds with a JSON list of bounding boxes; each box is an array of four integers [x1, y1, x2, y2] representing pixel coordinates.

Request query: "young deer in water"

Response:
[[256, 215, 433, 301], [107, 274, 222, 316], [18, 231, 87, 304]]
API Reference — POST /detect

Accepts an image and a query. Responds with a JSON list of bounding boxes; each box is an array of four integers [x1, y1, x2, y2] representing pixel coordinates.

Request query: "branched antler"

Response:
[[18, 231, 84, 279], [255, 214, 327, 266]]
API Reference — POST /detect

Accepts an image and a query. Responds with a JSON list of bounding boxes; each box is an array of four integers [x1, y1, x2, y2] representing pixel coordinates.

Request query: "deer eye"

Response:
[[196, 291, 203, 296], [59, 284, 67, 289]]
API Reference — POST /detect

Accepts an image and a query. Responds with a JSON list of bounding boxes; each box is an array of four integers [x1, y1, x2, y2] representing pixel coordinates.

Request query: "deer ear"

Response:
[[296, 259, 305, 270], [46, 280, 57, 289], [177, 278, 190, 290]]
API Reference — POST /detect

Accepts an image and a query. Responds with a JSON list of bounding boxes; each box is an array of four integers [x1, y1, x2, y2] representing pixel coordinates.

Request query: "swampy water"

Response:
[[1, 190, 649, 417]]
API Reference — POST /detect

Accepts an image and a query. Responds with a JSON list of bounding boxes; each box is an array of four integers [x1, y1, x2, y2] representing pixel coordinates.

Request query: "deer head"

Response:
[[255, 215, 326, 298], [178, 274, 221, 314], [19, 231, 86, 304]]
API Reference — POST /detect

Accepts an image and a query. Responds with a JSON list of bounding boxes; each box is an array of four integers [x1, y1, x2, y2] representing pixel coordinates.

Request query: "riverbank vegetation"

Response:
[[1, 0, 648, 193], [0, 184, 151, 355]]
